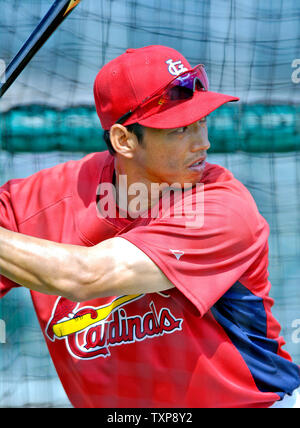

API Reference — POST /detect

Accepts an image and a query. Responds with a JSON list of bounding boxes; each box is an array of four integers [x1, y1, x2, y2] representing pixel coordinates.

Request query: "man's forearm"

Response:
[[0, 226, 89, 300], [0, 227, 174, 301]]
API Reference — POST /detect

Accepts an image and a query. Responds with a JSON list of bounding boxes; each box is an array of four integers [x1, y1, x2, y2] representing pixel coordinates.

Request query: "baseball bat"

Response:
[[0, 0, 82, 98]]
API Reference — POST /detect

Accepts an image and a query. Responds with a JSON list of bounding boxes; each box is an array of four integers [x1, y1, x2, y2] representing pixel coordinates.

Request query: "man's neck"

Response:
[[114, 158, 169, 217]]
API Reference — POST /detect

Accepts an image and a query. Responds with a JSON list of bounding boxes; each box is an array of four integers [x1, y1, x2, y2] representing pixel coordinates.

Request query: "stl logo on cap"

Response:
[[166, 59, 189, 76]]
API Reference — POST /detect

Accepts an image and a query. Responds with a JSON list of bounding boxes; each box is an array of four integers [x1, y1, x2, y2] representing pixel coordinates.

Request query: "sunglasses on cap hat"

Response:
[[116, 65, 209, 125]]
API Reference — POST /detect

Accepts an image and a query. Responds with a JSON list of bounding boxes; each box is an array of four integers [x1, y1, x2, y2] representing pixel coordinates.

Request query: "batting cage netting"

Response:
[[0, 0, 300, 407]]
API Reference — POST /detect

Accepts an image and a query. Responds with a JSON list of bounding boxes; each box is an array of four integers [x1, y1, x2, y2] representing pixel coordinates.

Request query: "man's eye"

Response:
[[199, 117, 207, 123], [175, 126, 187, 133]]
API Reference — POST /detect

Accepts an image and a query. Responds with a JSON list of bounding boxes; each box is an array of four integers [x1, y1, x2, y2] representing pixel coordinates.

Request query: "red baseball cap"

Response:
[[94, 45, 239, 130]]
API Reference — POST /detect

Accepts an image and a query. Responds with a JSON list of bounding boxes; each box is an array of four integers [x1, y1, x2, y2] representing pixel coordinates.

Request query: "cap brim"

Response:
[[131, 91, 239, 129]]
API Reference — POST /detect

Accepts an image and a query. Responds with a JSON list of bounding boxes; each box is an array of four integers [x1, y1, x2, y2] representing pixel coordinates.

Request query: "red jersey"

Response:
[[0, 151, 299, 408]]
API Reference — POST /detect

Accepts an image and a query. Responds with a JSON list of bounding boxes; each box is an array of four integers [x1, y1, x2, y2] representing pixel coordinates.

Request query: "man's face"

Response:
[[133, 118, 210, 187]]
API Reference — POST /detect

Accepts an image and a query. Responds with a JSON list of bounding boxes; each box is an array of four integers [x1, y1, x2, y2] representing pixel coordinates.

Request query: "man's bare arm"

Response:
[[0, 227, 174, 301]]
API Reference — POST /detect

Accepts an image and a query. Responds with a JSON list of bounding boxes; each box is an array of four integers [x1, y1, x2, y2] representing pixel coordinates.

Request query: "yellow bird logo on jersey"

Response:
[[52, 294, 143, 338]]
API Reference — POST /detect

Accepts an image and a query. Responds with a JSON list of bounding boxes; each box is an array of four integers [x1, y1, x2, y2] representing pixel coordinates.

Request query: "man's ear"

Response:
[[109, 124, 138, 159]]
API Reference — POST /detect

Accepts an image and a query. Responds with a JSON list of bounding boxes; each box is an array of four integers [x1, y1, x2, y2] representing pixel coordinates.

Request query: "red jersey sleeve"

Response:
[[121, 170, 270, 317], [0, 180, 23, 297]]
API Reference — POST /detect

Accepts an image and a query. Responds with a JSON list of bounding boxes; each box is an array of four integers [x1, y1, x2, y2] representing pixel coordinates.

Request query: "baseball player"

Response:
[[0, 45, 299, 408]]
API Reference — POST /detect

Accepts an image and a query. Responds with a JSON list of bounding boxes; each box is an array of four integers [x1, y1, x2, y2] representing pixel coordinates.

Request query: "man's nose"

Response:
[[189, 121, 211, 151]]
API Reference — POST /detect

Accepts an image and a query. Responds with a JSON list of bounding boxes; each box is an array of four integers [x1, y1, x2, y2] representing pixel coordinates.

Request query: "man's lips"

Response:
[[188, 156, 207, 169]]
